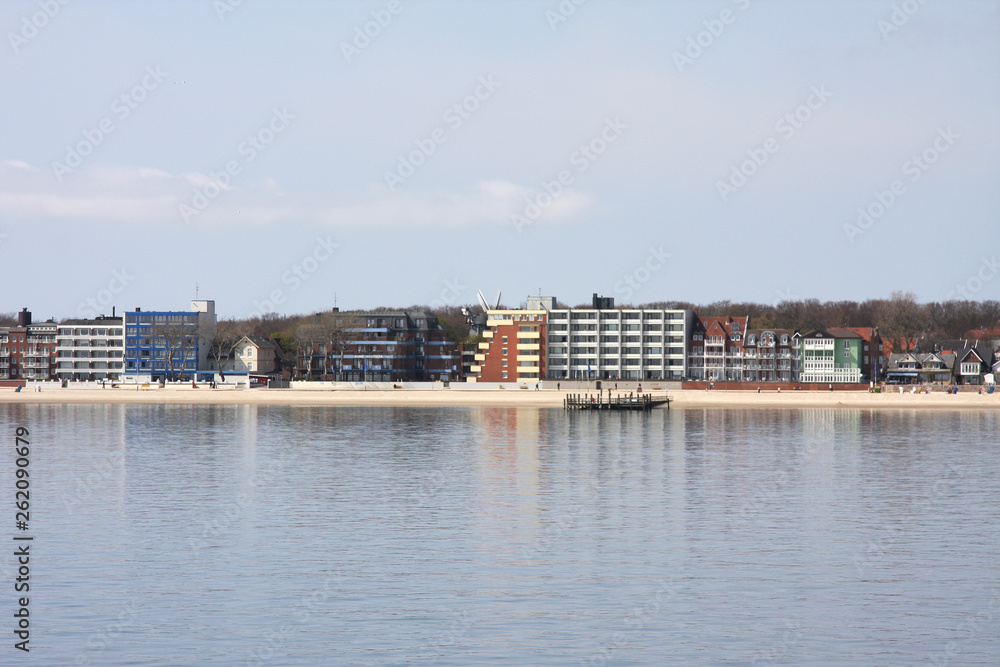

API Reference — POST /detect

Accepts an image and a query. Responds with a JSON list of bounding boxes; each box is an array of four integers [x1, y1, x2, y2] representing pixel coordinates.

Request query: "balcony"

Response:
[[516, 331, 540, 339], [470, 365, 482, 373], [474, 354, 486, 361], [478, 342, 490, 350]]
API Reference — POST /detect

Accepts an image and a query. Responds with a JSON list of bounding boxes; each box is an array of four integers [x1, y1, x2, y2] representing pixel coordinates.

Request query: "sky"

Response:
[[1, 0, 998, 320]]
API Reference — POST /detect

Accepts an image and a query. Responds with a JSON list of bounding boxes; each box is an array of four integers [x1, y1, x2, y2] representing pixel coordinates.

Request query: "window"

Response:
[[502, 348, 508, 356], [502, 360, 508, 367], [501, 371, 508, 378], [844, 340, 851, 351]]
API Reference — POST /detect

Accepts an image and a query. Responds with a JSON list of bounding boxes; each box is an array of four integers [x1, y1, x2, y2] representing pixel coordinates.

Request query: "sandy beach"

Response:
[[1, 386, 998, 409]]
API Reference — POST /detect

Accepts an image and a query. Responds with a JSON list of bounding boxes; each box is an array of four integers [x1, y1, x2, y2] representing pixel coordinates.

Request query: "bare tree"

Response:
[[150, 322, 198, 381], [210, 318, 248, 379], [877, 291, 924, 352]]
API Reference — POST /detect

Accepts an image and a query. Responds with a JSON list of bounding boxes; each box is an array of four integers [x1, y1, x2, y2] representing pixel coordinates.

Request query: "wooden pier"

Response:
[[563, 392, 670, 411]]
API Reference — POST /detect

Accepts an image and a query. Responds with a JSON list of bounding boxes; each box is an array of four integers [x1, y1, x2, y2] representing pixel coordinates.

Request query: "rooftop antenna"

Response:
[[195, 282, 199, 299]]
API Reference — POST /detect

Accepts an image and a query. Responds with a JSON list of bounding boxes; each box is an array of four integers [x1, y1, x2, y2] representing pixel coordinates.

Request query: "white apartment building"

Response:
[[56, 316, 126, 381], [544, 295, 691, 381]]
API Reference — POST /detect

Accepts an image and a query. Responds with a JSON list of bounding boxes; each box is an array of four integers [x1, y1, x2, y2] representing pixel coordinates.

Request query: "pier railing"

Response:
[[563, 392, 670, 411]]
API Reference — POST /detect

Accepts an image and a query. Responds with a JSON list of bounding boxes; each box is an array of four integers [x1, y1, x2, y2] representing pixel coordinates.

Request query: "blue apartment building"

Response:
[[123, 300, 217, 382]]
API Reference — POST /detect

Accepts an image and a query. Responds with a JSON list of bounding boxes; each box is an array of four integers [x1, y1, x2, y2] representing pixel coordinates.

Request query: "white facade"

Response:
[[546, 307, 690, 380], [800, 337, 860, 383], [56, 318, 126, 381]]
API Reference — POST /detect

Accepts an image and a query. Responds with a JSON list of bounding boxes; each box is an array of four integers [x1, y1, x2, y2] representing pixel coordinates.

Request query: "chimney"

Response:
[[17, 308, 30, 327], [112, 306, 116, 318], [135, 307, 141, 312]]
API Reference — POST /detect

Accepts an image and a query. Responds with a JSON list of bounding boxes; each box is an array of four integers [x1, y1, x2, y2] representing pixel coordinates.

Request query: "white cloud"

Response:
[[2, 159, 34, 171], [0, 162, 596, 229]]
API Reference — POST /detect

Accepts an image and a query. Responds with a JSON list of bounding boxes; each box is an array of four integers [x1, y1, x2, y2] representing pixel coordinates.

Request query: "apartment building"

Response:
[[297, 310, 458, 382], [1, 309, 57, 381], [471, 305, 547, 383], [55, 314, 126, 381], [742, 329, 802, 382], [471, 294, 690, 382], [686, 315, 749, 382], [122, 300, 217, 382], [800, 329, 862, 383]]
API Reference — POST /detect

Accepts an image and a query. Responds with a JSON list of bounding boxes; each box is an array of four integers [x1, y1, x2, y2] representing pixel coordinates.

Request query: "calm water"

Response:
[[2, 404, 998, 666]]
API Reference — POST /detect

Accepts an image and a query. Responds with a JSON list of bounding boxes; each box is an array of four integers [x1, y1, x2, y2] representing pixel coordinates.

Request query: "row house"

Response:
[[687, 315, 750, 382], [1, 309, 58, 381], [886, 352, 956, 384], [742, 329, 802, 382], [886, 346, 995, 385], [688, 315, 883, 384], [298, 310, 458, 382], [55, 314, 126, 381]]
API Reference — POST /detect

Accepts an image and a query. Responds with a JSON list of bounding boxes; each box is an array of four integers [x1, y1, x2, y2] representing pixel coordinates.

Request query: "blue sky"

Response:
[[2, 0, 998, 319]]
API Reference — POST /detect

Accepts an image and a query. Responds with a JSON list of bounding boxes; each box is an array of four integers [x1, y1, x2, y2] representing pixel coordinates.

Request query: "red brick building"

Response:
[[0, 309, 57, 381], [472, 308, 547, 383]]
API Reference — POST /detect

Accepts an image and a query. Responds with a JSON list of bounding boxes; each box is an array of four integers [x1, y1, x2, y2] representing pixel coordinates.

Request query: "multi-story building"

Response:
[[687, 315, 749, 382], [471, 303, 548, 383], [742, 329, 802, 382], [297, 310, 458, 382], [800, 329, 863, 383], [472, 294, 691, 382], [122, 300, 217, 382], [55, 314, 126, 381], [1, 309, 58, 381]]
